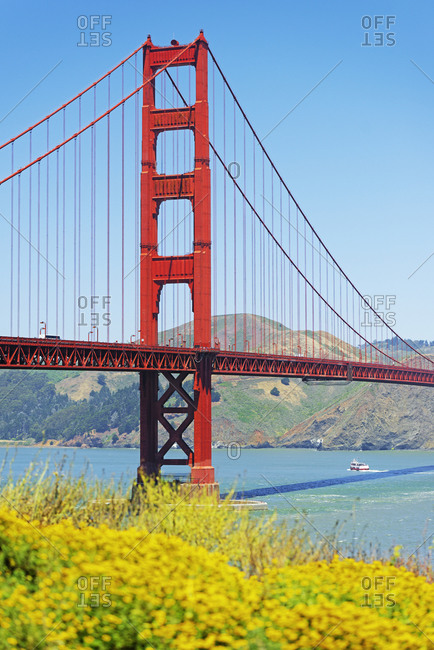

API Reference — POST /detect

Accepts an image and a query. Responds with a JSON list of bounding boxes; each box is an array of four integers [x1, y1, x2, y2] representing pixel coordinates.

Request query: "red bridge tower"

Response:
[[139, 32, 216, 488]]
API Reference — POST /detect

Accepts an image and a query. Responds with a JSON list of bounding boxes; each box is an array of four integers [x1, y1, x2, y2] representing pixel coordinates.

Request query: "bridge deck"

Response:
[[0, 337, 433, 387]]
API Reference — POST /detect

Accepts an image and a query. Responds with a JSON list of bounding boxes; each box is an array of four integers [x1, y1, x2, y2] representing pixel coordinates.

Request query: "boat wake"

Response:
[[221, 465, 434, 500], [347, 468, 387, 473], [368, 469, 388, 473]]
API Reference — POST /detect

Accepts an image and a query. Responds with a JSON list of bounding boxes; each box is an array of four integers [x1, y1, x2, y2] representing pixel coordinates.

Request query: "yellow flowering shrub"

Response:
[[0, 507, 433, 649]]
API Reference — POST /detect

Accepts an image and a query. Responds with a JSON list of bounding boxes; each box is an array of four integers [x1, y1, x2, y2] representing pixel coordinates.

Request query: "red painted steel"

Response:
[[0, 336, 434, 388], [0, 338, 433, 387], [139, 32, 214, 483]]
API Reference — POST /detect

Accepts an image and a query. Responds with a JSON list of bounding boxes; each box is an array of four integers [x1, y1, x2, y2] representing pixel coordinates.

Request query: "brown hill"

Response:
[[279, 381, 434, 450]]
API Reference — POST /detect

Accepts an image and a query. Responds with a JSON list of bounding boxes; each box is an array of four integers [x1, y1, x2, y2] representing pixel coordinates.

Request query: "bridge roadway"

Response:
[[0, 336, 433, 387]]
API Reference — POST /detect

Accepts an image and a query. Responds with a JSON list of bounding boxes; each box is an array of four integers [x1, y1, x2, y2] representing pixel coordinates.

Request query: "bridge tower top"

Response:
[[140, 31, 211, 349]]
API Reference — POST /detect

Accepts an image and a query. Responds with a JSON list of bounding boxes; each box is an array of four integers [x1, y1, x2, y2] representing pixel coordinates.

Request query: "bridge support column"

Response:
[[138, 370, 159, 478], [191, 354, 215, 485]]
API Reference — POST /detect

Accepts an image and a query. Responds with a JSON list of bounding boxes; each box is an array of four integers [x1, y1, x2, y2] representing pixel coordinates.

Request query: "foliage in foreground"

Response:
[[0, 464, 433, 648], [0, 506, 433, 649]]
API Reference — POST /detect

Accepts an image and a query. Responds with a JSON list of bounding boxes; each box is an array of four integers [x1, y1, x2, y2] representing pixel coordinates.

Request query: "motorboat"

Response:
[[350, 459, 369, 471]]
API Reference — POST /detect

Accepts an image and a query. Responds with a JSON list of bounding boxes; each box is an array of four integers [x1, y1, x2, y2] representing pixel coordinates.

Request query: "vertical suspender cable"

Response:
[[325, 251, 329, 358], [311, 228, 315, 358], [107, 74, 111, 343], [223, 82, 227, 349], [78, 98, 82, 338], [46, 120, 50, 329], [270, 170, 274, 352], [288, 192, 292, 354], [346, 277, 349, 359], [17, 174, 21, 336], [318, 240, 322, 357], [91, 120, 95, 328], [233, 98, 237, 351], [121, 65, 125, 343], [333, 264, 337, 358], [242, 118, 247, 351], [62, 111, 66, 338], [74, 138, 77, 341], [280, 184, 283, 354], [28, 133, 32, 336], [252, 134, 256, 351], [10, 146, 14, 335], [262, 151, 265, 351], [56, 149, 59, 335], [296, 207, 300, 355], [37, 162, 41, 336], [92, 86, 97, 323], [304, 217, 307, 357]]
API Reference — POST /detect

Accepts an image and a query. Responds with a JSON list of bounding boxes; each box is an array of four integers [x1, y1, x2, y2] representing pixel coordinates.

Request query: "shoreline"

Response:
[[0, 442, 433, 452]]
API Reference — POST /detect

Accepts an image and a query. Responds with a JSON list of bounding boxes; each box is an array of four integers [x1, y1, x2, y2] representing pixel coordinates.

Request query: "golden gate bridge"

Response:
[[0, 32, 433, 491]]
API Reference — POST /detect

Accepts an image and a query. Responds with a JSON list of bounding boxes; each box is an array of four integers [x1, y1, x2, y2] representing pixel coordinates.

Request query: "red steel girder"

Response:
[[149, 43, 197, 69], [151, 107, 194, 132], [152, 254, 194, 284], [212, 352, 434, 387], [0, 338, 433, 387], [152, 172, 194, 201]]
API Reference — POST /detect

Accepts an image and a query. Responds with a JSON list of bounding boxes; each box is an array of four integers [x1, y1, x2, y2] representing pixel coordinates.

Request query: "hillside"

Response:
[[160, 314, 361, 359], [279, 381, 434, 450]]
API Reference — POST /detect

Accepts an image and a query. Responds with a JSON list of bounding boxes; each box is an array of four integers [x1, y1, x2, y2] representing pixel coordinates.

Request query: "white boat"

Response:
[[350, 459, 369, 471]]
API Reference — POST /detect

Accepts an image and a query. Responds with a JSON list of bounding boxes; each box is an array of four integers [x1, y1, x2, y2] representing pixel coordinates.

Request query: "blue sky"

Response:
[[0, 1, 433, 339]]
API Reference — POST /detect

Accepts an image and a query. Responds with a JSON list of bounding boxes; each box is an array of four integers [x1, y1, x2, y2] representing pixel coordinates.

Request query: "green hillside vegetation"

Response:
[[0, 371, 70, 441], [212, 375, 365, 442], [0, 371, 140, 444]]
